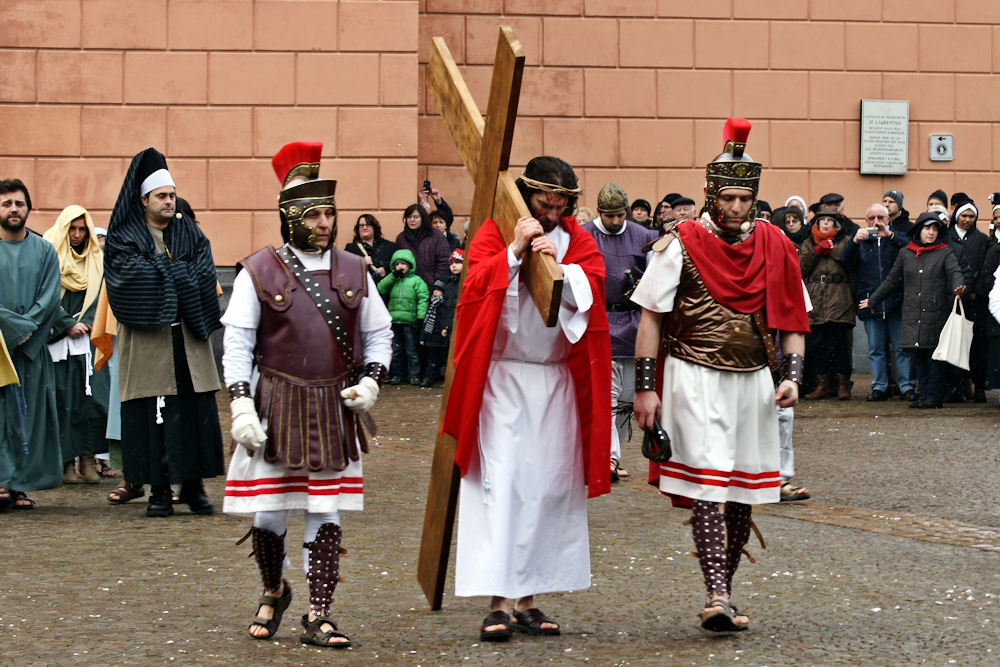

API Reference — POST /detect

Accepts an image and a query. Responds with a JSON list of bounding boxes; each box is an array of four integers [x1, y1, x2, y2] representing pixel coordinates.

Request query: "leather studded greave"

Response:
[[251, 527, 286, 593], [690, 500, 728, 598], [305, 523, 343, 618], [724, 501, 753, 592]]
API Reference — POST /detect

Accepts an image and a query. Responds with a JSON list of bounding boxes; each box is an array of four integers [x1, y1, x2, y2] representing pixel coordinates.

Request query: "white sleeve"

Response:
[[630, 240, 682, 313], [222, 325, 257, 386], [990, 265, 1000, 325], [557, 263, 593, 344], [502, 245, 523, 334], [220, 270, 261, 329]]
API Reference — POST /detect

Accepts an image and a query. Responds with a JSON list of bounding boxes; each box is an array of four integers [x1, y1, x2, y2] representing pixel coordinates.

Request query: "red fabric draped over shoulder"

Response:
[[442, 217, 612, 498]]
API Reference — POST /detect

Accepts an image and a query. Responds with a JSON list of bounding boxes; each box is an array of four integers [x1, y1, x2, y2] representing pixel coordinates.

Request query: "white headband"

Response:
[[954, 202, 978, 220], [140, 168, 175, 196]]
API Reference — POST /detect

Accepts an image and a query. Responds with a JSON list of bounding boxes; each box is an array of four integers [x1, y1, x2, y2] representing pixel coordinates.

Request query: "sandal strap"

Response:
[[482, 610, 511, 628], [514, 607, 558, 630]]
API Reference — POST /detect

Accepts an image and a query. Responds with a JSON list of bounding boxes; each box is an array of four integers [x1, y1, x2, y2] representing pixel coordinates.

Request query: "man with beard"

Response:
[[443, 155, 611, 641], [0, 179, 62, 509], [632, 119, 809, 632], [104, 149, 225, 518], [583, 182, 658, 481]]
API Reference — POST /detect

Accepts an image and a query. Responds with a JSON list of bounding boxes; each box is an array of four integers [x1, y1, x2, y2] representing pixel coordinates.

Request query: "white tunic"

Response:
[[220, 246, 392, 515], [455, 226, 595, 599], [631, 238, 781, 505]]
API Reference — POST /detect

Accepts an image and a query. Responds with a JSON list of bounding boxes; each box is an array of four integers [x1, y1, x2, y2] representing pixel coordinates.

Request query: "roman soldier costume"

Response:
[[631, 119, 809, 632], [221, 141, 392, 647]]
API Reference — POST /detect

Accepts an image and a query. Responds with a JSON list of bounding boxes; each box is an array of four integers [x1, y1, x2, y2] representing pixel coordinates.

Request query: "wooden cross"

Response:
[[416, 26, 563, 610]]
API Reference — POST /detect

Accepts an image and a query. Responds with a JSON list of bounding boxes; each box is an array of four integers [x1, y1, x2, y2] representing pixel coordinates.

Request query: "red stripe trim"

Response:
[[664, 469, 780, 490], [225, 486, 364, 497], [664, 460, 779, 481], [226, 476, 362, 489]]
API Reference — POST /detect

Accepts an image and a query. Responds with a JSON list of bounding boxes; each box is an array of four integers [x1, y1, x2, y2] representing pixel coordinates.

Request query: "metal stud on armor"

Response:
[[305, 523, 345, 618]]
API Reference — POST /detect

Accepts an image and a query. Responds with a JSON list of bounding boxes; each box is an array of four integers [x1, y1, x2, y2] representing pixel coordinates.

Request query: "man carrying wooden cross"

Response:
[[442, 155, 611, 642]]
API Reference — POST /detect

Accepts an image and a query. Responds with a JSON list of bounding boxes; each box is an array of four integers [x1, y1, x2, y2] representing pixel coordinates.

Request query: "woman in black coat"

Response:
[[863, 212, 966, 408], [345, 213, 396, 282]]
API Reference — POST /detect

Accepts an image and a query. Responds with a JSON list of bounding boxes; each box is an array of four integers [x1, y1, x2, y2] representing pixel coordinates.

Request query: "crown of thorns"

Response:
[[519, 174, 582, 197]]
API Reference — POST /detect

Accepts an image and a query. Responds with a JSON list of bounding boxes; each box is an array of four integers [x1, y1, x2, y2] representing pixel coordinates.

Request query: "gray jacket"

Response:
[[868, 244, 965, 349]]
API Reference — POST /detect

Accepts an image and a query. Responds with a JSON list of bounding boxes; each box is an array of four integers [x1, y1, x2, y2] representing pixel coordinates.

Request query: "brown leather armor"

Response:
[[238, 246, 368, 471], [664, 243, 768, 372]]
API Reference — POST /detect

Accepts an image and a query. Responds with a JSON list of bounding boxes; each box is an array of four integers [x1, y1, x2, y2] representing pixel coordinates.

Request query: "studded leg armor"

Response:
[[724, 502, 753, 592], [250, 527, 286, 593], [305, 523, 344, 618], [690, 500, 728, 598]]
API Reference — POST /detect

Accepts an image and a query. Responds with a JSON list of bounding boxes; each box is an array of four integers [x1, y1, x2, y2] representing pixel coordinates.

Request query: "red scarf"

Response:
[[907, 241, 946, 258], [676, 219, 810, 333], [811, 224, 838, 245]]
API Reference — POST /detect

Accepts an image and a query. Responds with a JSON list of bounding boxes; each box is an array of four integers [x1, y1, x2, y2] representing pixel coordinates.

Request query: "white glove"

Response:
[[230, 396, 266, 453], [340, 376, 379, 414]]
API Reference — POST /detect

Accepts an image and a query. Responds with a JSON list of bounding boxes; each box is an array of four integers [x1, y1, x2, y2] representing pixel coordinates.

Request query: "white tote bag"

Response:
[[932, 296, 974, 370]]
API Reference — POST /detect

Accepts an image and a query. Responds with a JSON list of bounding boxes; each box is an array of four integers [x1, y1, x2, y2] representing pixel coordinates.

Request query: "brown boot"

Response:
[[804, 374, 831, 400], [78, 454, 101, 484], [63, 460, 84, 484], [836, 374, 853, 400]]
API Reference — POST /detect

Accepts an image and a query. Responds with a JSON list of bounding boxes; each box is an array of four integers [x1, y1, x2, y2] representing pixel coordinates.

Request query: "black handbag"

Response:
[[641, 415, 672, 463]]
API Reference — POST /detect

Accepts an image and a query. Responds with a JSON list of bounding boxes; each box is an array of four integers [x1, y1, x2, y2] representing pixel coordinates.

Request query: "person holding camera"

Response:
[[842, 201, 915, 402]]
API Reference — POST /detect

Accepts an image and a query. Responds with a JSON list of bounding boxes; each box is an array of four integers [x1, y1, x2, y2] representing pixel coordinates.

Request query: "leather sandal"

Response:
[[248, 578, 292, 640], [10, 490, 35, 509], [512, 607, 561, 636], [299, 614, 351, 648], [479, 610, 512, 642], [699, 598, 746, 633], [107, 482, 145, 505]]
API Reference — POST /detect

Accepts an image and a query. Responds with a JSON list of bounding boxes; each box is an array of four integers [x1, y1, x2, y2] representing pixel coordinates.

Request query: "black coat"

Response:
[[869, 244, 965, 349], [345, 237, 396, 281], [841, 226, 909, 319]]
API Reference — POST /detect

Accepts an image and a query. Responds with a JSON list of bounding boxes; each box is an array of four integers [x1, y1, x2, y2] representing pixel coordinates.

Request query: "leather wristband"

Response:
[[635, 357, 657, 393], [364, 362, 388, 387], [780, 353, 804, 385], [228, 381, 252, 401]]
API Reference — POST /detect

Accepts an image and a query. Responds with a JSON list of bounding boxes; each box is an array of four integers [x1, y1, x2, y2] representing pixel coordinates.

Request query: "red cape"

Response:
[[443, 217, 612, 498], [676, 219, 810, 334]]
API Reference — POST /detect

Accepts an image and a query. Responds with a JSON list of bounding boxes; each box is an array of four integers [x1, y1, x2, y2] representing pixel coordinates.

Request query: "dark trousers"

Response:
[[805, 322, 853, 376], [390, 323, 420, 380], [910, 347, 945, 404]]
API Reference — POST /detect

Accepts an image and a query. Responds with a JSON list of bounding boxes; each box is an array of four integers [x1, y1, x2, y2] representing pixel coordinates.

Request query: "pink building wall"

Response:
[[2, 0, 999, 264]]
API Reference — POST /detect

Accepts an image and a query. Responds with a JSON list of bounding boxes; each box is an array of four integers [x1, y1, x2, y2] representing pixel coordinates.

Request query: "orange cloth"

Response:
[[90, 283, 118, 371]]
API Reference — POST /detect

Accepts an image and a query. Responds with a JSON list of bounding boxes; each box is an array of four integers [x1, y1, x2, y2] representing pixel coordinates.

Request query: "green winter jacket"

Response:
[[377, 248, 429, 325]]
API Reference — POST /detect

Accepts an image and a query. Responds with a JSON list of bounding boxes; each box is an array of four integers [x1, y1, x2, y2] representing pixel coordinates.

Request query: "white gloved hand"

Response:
[[230, 396, 266, 452], [340, 376, 379, 413]]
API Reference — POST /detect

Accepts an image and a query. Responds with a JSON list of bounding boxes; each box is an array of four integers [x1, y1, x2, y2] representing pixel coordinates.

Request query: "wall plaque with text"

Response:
[[859, 100, 909, 175]]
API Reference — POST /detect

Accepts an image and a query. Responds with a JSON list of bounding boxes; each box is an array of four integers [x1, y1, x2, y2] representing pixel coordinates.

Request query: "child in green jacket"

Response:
[[377, 248, 429, 384]]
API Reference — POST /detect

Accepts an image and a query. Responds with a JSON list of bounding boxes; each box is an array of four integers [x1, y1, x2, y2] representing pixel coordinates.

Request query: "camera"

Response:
[[865, 227, 878, 235], [423, 179, 431, 193]]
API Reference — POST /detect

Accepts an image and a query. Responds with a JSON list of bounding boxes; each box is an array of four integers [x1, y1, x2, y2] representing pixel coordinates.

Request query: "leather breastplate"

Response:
[[665, 244, 768, 371], [237, 246, 368, 471]]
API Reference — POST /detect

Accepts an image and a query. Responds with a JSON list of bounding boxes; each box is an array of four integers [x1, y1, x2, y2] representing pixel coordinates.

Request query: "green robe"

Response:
[[0, 233, 63, 491], [49, 288, 110, 462]]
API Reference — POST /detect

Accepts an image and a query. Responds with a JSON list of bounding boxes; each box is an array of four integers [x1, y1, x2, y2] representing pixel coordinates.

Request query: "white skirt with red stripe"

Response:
[[654, 356, 781, 505], [222, 446, 363, 515]]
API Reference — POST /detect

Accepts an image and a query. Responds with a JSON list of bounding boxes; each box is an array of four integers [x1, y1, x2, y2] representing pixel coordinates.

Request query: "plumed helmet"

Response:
[[704, 118, 761, 226], [272, 141, 323, 187]]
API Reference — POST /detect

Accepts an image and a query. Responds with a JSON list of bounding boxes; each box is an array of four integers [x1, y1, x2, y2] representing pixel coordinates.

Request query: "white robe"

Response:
[[455, 226, 595, 599], [220, 246, 392, 515]]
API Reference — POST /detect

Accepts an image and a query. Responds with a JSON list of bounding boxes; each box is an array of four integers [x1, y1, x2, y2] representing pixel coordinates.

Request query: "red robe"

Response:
[[443, 217, 612, 498]]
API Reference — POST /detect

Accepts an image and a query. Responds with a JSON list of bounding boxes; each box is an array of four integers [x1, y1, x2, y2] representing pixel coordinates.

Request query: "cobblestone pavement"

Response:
[[2, 377, 998, 665]]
